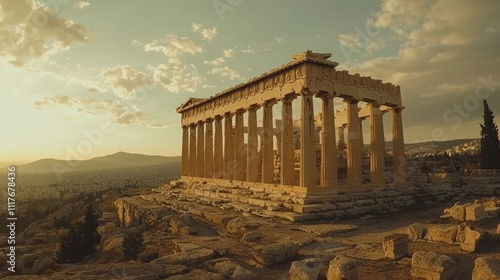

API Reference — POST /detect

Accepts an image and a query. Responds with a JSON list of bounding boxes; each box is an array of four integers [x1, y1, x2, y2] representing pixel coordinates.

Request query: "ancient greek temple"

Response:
[[177, 51, 406, 195]]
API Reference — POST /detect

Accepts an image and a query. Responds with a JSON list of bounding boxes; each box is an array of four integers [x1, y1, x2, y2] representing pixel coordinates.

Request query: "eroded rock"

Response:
[[472, 257, 500, 280], [327, 255, 358, 280], [410, 251, 456, 280], [289, 258, 324, 280], [251, 241, 300, 266]]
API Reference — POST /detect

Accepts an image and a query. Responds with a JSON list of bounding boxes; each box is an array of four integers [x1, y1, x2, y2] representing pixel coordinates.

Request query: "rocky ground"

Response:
[[1, 186, 499, 279]]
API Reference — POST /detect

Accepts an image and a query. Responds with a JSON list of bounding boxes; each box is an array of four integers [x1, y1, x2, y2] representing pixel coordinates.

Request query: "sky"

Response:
[[0, 0, 499, 164]]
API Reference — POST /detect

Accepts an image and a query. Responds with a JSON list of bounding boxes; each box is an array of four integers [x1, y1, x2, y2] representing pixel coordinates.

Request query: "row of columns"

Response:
[[181, 92, 406, 189]]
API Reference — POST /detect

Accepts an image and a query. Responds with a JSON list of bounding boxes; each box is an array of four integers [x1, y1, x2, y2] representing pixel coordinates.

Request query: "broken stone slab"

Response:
[[407, 223, 427, 241], [382, 233, 409, 260], [448, 203, 467, 221], [459, 226, 484, 252], [150, 247, 216, 266], [410, 251, 457, 280], [425, 224, 458, 244], [327, 255, 358, 280], [251, 241, 300, 267], [289, 258, 325, 280], [165, 269, 225, 280], [465, 204, 488, 222], [472, 257, 500, 280], [204, 257, 257, 280]]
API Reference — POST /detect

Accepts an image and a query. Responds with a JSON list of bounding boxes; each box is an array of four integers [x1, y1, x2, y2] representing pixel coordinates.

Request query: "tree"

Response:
[[480, 99, 500, 169], [55, 205, 101, 263], [123, 230, 145, 261]]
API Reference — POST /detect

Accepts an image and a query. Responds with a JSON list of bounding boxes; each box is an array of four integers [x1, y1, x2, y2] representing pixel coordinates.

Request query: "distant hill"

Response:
[[11, 152, 181, 174]]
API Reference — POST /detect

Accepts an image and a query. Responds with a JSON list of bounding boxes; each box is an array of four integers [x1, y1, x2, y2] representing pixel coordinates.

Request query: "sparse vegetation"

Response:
[[123, 230, 145, 261]]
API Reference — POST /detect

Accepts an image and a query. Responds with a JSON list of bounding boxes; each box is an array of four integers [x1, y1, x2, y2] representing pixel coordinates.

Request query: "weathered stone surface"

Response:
[[465, 204, 487, 221], [251, 241, 300, 266], [497, 224, 500, 235], [166, 269, 225, 280], [407, 223, 427, 241], [411, 251, 456, 280], [289, 258, 324, 280], [151, 248, 216, 265], [472, 257, 500, 280], [460, 226, 483, 252], [102, 233, 125, 251], [50, 262, 164, 280], [426, 224, 458, 244], [382, 233, 408, 259], [205, 257, 256, 280], [448, 203, 466, 221], [327, 255, 358, 280]]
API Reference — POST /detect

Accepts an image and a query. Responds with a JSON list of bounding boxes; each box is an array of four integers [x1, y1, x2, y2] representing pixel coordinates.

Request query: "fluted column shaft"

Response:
[[280, 94, 296, 185], [181, 125, 189, 176], [213, 116, 223, 179], [262, 99, 276, 184], [346, 99, 362, 184], [234, 109, 246, 181], [196, 121, 205, 177], [369, 103, 385, 186], [247, 105, 260, 182], [300, 92, 316, 189], [189, 125, 197, 177], [392, 107, 406, 186], [317, 92, 337, 188], [224, 113, 234, 180], [205, 119, 214, 178], [337, 124, 346, 150]]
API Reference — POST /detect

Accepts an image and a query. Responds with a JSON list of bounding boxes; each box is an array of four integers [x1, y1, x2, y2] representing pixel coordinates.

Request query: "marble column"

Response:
[[359, 117, 365, 149], [196, 121, 205, 177], [280, 94, 296, 186], [205, 118, 214, 178], [181, 125, 189, 176], [337, 124, 346, 150], [213, 116, 224, 179], [262, 99, 276, 184], [247, 105, 260, 182], [234, 109, 246, 181], [317, 92, 337, 188], [346, 98, 362, 185], [369, 103, 385, 186], [392, 107, 406, 186], [189, 124, 197, 177], [300, 91, 316, 189], [224, 113, 234, 180]]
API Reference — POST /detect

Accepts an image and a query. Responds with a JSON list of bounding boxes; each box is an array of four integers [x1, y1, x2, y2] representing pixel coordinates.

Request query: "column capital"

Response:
[[391, 106, 405, 112], [264, 98, 278, 107], [214, 114, 224, 121], [367, 102, 382, 108], [279, 93, 297, 103], [247, 104, 261, 111], [189, 123, 197, 128], [343, 97, 359, 104], [205, 117, 214, 123], [299, 87, 315, 96], [224, 112, 234, 118], [235, 108, 246, 114], [315, 91, 335, 100]]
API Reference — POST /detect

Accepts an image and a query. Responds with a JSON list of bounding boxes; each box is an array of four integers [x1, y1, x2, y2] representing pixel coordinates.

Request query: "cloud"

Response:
[[275, 37, 284, 43], [144, 34, 203, 58], [204, 57, 225, 66], [34, 95, 167, 128], [100, 65, 153, 99], [149, 61, 205, 93], [208, 66, 241, 80], [223, 49, 235, 58], [192, 23, 217, 41], [74, 1, 90, 9], [344, 0, 500, 141], [0, 0, 90, 65]]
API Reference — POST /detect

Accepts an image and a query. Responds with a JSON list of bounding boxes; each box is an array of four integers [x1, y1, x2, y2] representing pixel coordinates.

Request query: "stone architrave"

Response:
[[224, 113, 234, 180], [369, 103, 385, 186], [247, 105, 260, 182], [346, 98, 362, 185], [181, 125, 189, 176], [196, 121, 205, 177], [316, 91, 337, 188], [300, 91, 316, 189], [189, 124, 197, 177], [204, 119, 214, 178], [234, 109, 246, 181], [262, 99, 277, 184], [213, 116, 223, 179], [392, 107, 406, 186], [280, 94, 297, 186]]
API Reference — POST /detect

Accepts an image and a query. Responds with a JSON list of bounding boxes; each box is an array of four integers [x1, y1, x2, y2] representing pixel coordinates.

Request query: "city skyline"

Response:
[[1, 0, 499, 164]]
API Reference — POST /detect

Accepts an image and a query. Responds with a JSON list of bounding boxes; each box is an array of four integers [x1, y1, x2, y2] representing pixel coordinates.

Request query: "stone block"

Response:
[[205, 257, 257, 280], [472, 257, 500, 280], [448, 204, 466, 221], [335, 201, 355, 210], [465, 204, 488, 221], [426, 224, 458, 244], [410, 251, 457, 280], [289, 258, 324, 280], [407, 223, 427, 241], [460, 226, 483, 252], [382, 233, 409, 260], [251, 241, 300, 267], [327, 255, 358, 280]]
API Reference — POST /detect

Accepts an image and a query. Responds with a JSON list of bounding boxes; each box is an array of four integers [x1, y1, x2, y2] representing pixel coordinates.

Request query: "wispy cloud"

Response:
[[144, 34, 204, 57], [204, 57, 225, 66], [149, 62, 205, 93], [208, 66, 241, 80], [223, 49, 236, 58], [74, 1, 90, 9], [100, 65, 153, 99], [192, 23, 218, 41]]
